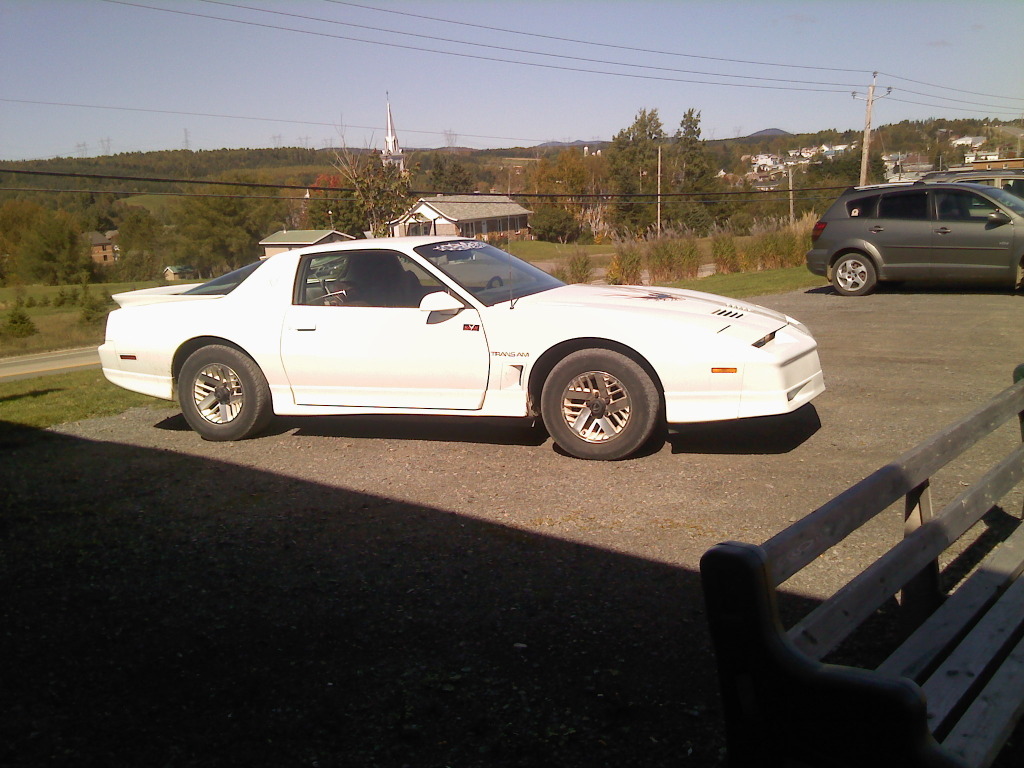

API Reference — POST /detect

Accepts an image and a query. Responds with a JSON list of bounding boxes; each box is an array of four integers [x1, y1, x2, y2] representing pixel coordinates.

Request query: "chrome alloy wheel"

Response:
[[559, 370, 632, 443], [191, 363, 245, 425], [835, 257, 869, 293]]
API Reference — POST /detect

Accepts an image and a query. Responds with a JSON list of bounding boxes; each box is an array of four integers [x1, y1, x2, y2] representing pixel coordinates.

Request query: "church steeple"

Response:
[[382, 94, 405, 172]]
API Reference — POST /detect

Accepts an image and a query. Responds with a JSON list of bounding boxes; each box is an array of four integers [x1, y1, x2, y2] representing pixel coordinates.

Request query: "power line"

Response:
[[323, 1, 1024, 106], [323, 0, 871, 76], [0, 185, 839, 206], [0, 97, 550, 146], [101, 0, 854, 94], [0, 166, 853, 199], [196, 0, 867, 90]]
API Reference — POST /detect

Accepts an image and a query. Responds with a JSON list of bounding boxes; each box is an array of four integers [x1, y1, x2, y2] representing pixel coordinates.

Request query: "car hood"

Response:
[[512, 284, 791, 332]]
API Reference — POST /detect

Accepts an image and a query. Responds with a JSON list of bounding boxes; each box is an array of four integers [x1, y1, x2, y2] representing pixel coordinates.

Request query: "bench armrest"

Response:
[[700, 542, 964, 768]]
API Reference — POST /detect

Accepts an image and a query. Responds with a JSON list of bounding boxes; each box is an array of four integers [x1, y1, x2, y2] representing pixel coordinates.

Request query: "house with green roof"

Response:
[[389, 195, 531, 240], [259, 229, 355, 259]]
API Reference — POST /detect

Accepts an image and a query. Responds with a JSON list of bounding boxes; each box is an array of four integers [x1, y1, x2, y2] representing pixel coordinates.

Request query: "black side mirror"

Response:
[[988, 210, 1011, 226]]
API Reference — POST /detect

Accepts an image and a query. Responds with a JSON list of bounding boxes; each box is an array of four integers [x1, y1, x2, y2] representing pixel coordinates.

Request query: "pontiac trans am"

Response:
[[99, 236, 825, 460]]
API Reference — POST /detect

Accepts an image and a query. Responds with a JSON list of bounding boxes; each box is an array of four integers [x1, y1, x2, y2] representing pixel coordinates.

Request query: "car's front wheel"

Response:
[[540, 349, 661, 460], [831, 252, 878, 296], [178, 345, 273, 441]]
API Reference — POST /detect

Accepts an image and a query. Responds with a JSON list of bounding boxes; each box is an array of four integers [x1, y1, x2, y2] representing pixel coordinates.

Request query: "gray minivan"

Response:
[[805, 182, 1024, 296]]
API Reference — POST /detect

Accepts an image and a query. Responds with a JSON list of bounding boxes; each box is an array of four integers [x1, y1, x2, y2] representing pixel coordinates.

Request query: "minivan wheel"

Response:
[[832, 253, 878, 296]]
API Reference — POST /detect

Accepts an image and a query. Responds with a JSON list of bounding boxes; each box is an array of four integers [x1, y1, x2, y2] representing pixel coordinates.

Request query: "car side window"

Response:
[[877, 190, 928, 220], [1004, 179, 1024, 197], [297, 251, 440, 308], [936, 189, 997, 222]]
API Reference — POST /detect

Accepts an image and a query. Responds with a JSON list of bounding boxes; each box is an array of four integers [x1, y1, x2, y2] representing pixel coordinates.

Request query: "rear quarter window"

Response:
[[845, 194, 879, 217]]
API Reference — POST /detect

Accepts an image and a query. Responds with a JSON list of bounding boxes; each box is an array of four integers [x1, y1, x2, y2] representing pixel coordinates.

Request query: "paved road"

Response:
[[0, 346, 100, 382]]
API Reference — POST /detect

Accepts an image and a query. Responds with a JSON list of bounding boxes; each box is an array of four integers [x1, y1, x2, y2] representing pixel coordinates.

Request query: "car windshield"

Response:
[[182, 261, 264, 295], [414, 240, 564, 306], [986, 186, 1024, 215]]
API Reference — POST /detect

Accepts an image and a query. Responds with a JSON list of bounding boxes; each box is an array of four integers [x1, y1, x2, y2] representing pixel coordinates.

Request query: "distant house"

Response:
[[258, 229, 355, 259], [163, 265, 198, 281], [952, 136, 986, 149], [389, 195, 531, 239], [86, 230, 118, 267]]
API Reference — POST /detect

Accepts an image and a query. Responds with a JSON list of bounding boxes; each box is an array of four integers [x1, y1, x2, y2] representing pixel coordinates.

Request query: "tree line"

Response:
[[0, 114, 1011, 286]]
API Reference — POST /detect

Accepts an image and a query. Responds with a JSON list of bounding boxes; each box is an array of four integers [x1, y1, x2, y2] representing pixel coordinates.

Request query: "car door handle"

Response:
[[868, 226, 885, 233], [934, 227, 952, 235]]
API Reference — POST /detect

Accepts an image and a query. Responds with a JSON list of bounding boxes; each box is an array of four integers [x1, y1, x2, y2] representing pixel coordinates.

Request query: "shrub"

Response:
[[607, 241, 644, 285], [78, 286, 112, 327], [2, 307, 38, 338], [711, 233, 740, 274], [564, 248, 594, 284]]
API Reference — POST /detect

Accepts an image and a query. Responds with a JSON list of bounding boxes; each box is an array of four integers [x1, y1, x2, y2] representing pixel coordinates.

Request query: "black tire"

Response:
[[178, 345, 273, 441], [540, 349, 661, 460], [831, 252, 878, 296]]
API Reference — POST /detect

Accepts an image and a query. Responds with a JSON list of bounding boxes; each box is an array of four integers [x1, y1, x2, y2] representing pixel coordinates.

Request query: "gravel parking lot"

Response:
[[3, 284, 1022, 767]]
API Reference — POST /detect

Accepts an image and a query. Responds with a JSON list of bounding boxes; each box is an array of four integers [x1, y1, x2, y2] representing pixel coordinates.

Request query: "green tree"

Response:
[[531, 204, 582, 243], [16, 209, 92, 285], [607, 109, 666, 234], [302, 174, 365, 237], [428, 155, 475, 193], [1, 306, 38, 338], [664, 108, 724, 233], [0, 199, 48, 284], [172, 173, 287, 276], [332, 149, 412, 238], [114, 207, 167, 280]]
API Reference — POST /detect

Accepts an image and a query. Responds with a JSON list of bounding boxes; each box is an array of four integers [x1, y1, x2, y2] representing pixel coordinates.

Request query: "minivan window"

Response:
[[877, 190, 928, 220], [846, 194, 879, 217]]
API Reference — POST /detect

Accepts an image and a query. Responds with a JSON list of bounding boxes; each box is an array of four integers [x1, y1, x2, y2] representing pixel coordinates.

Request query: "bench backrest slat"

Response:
[[922, 576, 1024, 732], [877, 521, 1024, 680], [763, 379, 1024, 586], [788, 445, 1024, 659]]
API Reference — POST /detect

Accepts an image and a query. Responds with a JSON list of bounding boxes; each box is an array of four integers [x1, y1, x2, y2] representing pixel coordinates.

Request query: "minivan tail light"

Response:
[[811, 221, 827, 242]]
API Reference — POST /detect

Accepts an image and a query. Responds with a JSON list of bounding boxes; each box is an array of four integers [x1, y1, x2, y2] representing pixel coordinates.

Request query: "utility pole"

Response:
[[854, 72, 891, 186], [657, 145, 662, 236], [788, 165, 795, 224]]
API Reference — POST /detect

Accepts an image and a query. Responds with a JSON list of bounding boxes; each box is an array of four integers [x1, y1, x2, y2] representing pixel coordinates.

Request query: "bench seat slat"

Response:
[[921, 575, 1024, 732], [877, 522, 1024, 680], [763, 380, 1024, 585], [941, 632, 1024, 768], [788, 445, 1024, 659]]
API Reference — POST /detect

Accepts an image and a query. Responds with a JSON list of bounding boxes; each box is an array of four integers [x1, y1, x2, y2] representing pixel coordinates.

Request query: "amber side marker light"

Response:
[[120, 354, 137, 360], [711, 367, 738, 374]]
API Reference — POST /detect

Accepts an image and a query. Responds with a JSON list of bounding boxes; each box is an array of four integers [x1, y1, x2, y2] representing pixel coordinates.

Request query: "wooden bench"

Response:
[[701, 365, 1024, 768]]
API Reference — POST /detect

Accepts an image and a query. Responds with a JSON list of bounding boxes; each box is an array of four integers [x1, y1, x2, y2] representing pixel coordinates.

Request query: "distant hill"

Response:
[[745, 128, 792, 138]]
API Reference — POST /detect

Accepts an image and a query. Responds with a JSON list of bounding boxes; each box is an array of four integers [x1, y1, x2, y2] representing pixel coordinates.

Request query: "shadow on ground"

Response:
[[1, 422, 760, 768]]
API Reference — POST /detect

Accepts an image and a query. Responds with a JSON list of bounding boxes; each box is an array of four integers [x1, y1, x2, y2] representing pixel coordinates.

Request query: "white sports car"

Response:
[[100, 236, 825, 460]]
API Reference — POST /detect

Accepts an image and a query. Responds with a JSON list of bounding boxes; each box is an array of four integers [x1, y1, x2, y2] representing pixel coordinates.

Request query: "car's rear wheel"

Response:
[[832, 252, 878, 296], [178, 345, 273, 441], [540, 349, 661, 460]]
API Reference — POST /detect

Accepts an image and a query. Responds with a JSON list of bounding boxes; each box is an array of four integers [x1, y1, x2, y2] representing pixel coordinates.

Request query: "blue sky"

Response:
[[2, 0, 1022, 161]]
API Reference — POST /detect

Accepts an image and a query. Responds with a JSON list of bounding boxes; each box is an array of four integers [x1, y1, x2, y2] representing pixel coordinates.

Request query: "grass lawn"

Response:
[[0, 369, 174, 439]]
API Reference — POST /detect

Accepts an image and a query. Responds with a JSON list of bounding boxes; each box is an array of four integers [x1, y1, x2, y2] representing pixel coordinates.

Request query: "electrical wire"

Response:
[[196, 0, 867, 90], [0, 167, 853, 199], [100, 0, 854, 94]]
